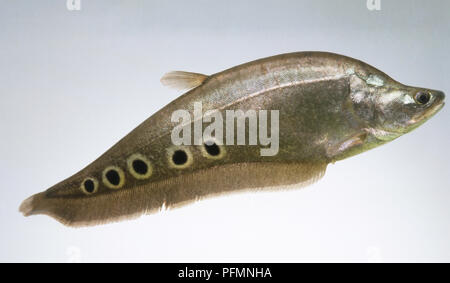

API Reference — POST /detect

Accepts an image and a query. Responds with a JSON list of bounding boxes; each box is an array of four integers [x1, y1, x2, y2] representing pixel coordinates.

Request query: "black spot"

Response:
[[132, 159, 148, 175], [84, 179, 95, 193], [204, 142, 220, 156], [415, 91, 430, 104], [172, 150, 188, 165], [106, 169, 120, 186]]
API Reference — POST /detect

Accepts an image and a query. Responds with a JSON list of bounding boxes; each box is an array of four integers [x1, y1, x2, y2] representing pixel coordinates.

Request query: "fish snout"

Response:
[[434, 90, 445, 106], [421, 89, 445, 120]]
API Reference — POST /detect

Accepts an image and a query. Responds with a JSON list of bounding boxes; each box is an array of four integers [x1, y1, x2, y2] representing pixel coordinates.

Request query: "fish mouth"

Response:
[[408, 100, 445, 132], [434, 101, 445, 113], [432, 90, 445, 112], [421, 89, 445, 120], [425, 100, 445, 119]]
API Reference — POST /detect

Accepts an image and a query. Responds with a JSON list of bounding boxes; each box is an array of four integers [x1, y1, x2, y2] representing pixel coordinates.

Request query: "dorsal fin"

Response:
[[160, 71, 209, 90]]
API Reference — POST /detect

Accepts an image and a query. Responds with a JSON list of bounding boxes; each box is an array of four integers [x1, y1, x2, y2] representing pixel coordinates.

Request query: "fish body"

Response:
[[20, 52, 445, 226]]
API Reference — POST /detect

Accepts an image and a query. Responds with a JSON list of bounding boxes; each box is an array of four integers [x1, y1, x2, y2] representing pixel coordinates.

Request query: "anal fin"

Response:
[[21, 162, 327, 227]]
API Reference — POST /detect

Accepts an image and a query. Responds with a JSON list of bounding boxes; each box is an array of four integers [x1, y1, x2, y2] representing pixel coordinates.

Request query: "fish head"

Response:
[[361, 73, 445, 142], [367, 82, 445, 141]]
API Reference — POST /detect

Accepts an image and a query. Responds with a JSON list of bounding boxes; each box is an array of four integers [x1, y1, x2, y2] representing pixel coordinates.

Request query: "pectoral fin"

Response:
[[327, 131, 368, 162]]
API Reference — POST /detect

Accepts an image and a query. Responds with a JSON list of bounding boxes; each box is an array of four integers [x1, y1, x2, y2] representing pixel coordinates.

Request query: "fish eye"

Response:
[[127, 153, 153, 179], [80, 177, 98, 195], [415, 91, 431, 104], [102, 166, 125, 189]]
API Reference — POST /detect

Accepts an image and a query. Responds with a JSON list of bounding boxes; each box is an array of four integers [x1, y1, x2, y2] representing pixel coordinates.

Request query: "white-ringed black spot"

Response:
[[80, 177, 98, 195], [204, 142, 220, 156], [167, 146, 193, 169], [106, 170, 120, 185], [84, 179, 95, 193], [201, 139, 226, 160], [172, 150, 188, 165], [133, 159, 148, 174], [127, 153, 153, 180], [102, 166, 125, 189]]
